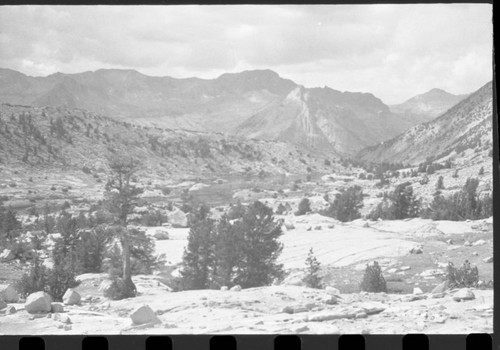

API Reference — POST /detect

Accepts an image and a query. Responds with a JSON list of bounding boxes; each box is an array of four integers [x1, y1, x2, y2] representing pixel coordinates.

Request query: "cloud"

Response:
[[0, 4, 492, 104]]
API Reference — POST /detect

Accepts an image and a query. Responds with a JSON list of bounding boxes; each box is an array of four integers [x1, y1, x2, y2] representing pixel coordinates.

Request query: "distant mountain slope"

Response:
[[357, 81, 493, 165], [0, 103, 330, 179], [0, 68, 437, 156], [390, 88, 469, 123], [236, 85, 418, 155]]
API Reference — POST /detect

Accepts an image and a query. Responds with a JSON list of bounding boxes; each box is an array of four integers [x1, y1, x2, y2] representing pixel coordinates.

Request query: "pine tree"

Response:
[[360, 261, 387, 293], [212, 215, 244, 288], [179, 209, 216, 290], [233, 201, 284, 288], [303, 248, 323, 289], [103, 156, 144, 298], [323, 185, 363, 222]]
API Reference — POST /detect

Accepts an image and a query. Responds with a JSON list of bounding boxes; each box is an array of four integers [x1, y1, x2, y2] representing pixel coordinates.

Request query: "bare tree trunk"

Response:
[[121, 234, 136, 298]]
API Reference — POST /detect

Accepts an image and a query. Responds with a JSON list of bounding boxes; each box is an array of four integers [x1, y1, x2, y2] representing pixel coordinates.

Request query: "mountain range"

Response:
[[0, 68, 472, 157], [357, 81, 493, 164]]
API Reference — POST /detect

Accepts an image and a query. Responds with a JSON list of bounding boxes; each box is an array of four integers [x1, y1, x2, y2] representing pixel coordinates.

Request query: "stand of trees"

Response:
[[177, 201, 284, 290]]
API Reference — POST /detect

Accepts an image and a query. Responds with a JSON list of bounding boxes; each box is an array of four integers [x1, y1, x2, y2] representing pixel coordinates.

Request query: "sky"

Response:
[[0, 4, 493, 104]]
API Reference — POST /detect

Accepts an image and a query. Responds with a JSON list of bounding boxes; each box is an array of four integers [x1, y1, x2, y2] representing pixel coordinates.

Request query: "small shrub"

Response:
[[436, 176, 444, 190], [446, 260, 479, 288], [303, 248, 323, 289], [295, 198, 311, 216], [276, 203, 286, 215], [82, 166, 91, 174], [360, 261, 387, 293], [104, 277, 136, 300]]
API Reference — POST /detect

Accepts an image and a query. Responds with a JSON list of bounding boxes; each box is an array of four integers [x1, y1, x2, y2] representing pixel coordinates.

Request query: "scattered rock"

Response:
[[400, 266, 411, 271], [54, 313, 71, 324], [220, 286, 228, 291], [4, 305, 16, 314], [230, 285, 242, 292], [409, 247, 423, 254], [130, 305, 161, 325], [431, 293, 445, 299], [413, 287, 423, 295], [0, 284, 19, 303], [405, 295, 426, 302], [63, 289, 81, 305], [363, 222, 370, 228], [452, 288, 475, 302], [325, 296, 338, 305], [472, 251, 479, 256], [325, 286, 340, 295], [314, 225, 322, 230], [431, 281, 448, 294], [50, 303, 65, 313], [64, 324, 72, 331], [25, 291, 52, 314], [483, 256, 493, 263], [360, 302, 386, 315], [0, 249, 14, 262], [308, 311, 356, 322], [306, 227, 312, 231], [294, 325, 309, 333], [445, 239, 453, 245], [387, 268, 398, 274], [284, 223, 295, 230], [472, 239, 486, 246], [153, 230, 169, 240], [282, 306, 294, 314], [328, 224, 335, 229], [355, 312, 368, 319], [463, 241, 472, 247]]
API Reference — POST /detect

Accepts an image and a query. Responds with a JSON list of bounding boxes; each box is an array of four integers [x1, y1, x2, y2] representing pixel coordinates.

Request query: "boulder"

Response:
[[4, 305, 16, 314], [230, 285, 242, 292], [314, 225, 322, 230], [325, 286, 341, 295], [51, 302, 65, 313], [153, 230, 169, 240], [409, 247, 423, 254], [63, 289, 81, 305], [463, 241, 472, 247], [431, 281, 448, 294], [473, 239, 486, 246], [220, 286, 228, 291], [25, 291, 52, 314], [130, 305, 161, 325], [0, 249, 14, 262], [452, 288, 475, 302], [167, 209, 188, 228], [413, 287, 423, 295], [445, 239, 453, 245], [54, 313, 72, 324], [325, 296, 338, 305], [284, 223, 295, 230], [0, 284, 19, 303]]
